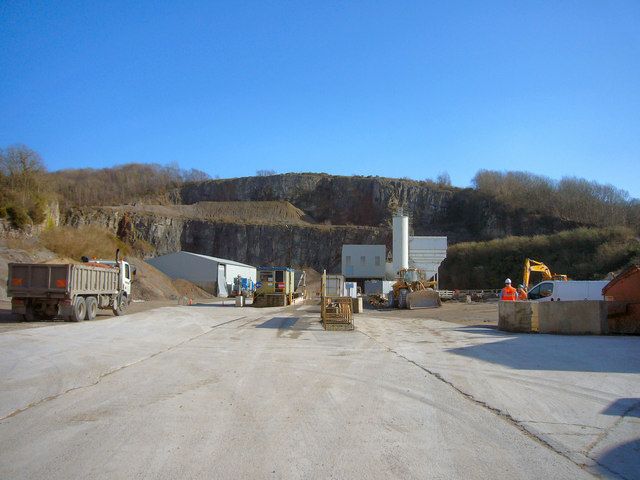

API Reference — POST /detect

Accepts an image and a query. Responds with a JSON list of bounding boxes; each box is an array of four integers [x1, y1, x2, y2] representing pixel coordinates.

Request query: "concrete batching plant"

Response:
[[341, 209, 447, 288]]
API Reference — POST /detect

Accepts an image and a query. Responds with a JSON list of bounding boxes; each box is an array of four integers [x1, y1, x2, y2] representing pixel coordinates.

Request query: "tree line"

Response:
[[49, 162, 210, 208], [0, 145, 49, 227], [472, 170, 640, 231], [3, 144, 639, 234], [0, 144, 211, 227]]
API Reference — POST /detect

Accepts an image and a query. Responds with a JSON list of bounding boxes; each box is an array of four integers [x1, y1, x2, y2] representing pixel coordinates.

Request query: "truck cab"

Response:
[[91, 259, 134, 300]]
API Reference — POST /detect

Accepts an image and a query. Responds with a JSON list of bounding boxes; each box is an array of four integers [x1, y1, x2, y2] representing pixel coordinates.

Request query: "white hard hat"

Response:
[[505, 278, 512, 284]]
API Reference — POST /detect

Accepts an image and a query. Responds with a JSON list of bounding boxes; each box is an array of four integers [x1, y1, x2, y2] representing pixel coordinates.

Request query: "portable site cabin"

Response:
[[147, 251, 256, 297], [253, 266, 297, 307]]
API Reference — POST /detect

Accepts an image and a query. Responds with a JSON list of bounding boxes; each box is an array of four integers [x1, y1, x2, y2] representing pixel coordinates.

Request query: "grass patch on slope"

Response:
[[40, 225, 130, 261]]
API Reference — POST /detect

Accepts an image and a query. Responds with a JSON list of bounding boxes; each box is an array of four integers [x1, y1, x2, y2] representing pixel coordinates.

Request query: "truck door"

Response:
[[122, 262, 132, 296]]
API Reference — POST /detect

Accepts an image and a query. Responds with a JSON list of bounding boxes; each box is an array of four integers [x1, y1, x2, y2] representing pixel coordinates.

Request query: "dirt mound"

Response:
[[301, 267, 322, 297], [172, 279, 214, 300], [40, 257, 80, 264], [130, 258, 180, 301], [101, 201, 315, 225]]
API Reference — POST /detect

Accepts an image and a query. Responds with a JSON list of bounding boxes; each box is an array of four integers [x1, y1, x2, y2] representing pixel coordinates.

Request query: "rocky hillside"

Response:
[[5, 151, 636, 288], [64, 205, 389, 272], [57, 173, 594, 276], [175, 174, 581, 241]]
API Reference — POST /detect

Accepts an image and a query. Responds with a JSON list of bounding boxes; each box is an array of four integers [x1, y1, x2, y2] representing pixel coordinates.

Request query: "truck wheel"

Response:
[[85, 297, 98, 321], [24, 306, 36, 322], [70, 297, 87, 322], [112, 293, 127, 316], [399, 289, 409, 309]]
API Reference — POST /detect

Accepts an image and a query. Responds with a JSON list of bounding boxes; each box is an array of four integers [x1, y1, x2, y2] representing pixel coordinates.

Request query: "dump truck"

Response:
[[7, 251, 134, 322]]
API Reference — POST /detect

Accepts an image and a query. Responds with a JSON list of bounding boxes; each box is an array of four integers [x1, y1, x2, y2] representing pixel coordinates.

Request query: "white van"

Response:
[[526, 280, 609, 302]]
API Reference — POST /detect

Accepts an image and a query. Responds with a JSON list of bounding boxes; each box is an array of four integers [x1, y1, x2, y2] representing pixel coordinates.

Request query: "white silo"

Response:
[[392, 209, 409, 275]]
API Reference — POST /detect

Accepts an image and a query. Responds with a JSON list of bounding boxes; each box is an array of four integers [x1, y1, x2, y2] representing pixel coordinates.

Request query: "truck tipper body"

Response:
[[7, 255, 133, 322]]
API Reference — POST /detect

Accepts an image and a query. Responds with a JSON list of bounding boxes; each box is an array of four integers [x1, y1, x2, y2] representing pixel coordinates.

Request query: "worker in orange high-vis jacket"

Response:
[[500, 278, 517, 301], [517, 284, 528, 301]]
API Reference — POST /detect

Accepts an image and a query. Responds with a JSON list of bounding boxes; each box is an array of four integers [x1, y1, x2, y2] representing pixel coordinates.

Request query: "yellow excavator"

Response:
[[523, 258, 568, 289]]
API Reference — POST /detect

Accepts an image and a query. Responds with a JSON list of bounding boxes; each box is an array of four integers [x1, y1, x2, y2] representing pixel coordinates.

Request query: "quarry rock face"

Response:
[[63, 174, 581, 270], [64, 207, 389, 271], [181, 221, 390, 271], [177, 174, 452, 230], [177, 174, 580, 240]]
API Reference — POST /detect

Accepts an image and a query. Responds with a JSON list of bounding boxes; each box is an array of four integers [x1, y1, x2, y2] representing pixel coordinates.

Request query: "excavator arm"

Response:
[[523, 258, 563, 288]]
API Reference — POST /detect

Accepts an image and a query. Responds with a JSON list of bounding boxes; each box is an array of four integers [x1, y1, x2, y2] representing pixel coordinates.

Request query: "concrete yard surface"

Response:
[[0, 302, 638, 479]]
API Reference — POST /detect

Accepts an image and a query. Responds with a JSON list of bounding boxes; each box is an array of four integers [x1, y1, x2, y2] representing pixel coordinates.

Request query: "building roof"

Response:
[[159, 251, 256, 269]]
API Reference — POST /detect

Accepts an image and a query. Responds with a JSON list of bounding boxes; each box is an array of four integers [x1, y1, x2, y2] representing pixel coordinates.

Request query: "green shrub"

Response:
[[7, 205, 31, 229], [440, 227, 639, 289], [28, 198, 47, 224]]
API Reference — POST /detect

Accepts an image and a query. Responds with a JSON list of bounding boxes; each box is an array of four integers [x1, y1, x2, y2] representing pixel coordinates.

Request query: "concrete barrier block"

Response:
[[498, 302, 533, 332], [538, 301, 608, 335]]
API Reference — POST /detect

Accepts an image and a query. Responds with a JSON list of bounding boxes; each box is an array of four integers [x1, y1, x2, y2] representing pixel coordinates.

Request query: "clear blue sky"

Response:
[[1, 1, 639, 197]]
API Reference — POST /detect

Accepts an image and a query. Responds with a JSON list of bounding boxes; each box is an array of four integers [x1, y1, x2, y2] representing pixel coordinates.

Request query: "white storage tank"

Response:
[[392, 211, 409, 274]]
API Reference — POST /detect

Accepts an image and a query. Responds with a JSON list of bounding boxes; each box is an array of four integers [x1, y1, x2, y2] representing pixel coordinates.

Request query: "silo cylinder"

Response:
[[392, 213, 409, 274]]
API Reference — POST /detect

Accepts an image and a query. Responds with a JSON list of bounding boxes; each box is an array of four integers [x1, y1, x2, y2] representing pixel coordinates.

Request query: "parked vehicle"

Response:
[[527, 280, 609, 302], [7, 250, 134, 322]]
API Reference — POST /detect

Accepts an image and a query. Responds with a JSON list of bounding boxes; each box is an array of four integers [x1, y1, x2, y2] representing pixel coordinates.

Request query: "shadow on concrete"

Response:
[[452, 325, 510, 337], [602, 398, 640, 418], [447, 335, 640, 373], [594, 438, 640, 480], [190, 302, 242, 308], [0, 307, 20, 323], [256, 317, 299, 329]]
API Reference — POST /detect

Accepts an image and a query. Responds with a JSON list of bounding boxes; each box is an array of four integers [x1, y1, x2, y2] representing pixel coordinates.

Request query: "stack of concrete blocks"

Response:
[[499, 301, 609, 334]]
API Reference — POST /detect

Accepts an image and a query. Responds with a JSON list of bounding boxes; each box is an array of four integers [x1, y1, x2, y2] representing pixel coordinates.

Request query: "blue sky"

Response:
[[1, 1, 639, 197]]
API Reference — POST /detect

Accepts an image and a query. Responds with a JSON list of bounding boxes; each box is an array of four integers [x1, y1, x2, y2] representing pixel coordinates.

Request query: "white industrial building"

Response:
[[341, 210, 448, 287], [147, 251, 256, 297], [342, 245, 386, 279]]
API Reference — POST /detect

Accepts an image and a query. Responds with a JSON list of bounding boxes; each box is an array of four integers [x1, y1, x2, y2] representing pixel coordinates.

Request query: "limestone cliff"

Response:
[[176, 174, 581, 241], [64, 206, 390, 271], [63, 173, 582, 272]]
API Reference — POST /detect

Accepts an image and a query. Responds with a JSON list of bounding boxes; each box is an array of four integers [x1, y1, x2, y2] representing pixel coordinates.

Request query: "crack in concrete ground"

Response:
[[585, 399, 640, 455], [582, 399, 640, 480], [0, 314, 250, 422], [356, 328, 622, 479], [521, 420, 605, 430]]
